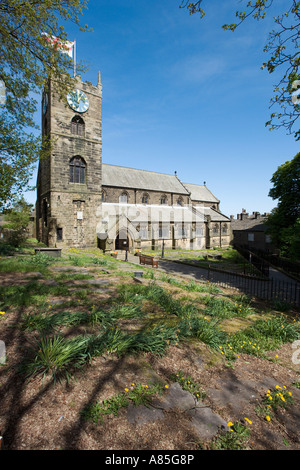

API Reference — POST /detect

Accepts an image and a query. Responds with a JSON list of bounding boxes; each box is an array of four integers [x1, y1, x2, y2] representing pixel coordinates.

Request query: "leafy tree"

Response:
[[180, 1, 300, 140], [3, 196, 33, 246], [266, 152, 300, 258], [0, 0, 89, 208]]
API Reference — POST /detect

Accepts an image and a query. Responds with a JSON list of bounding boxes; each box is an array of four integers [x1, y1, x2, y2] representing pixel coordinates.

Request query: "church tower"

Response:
[[36, 73, 102, 248]]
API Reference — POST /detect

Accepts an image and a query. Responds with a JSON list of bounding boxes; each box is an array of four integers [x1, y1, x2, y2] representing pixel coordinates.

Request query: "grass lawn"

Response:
[[0, 241, 299, 450], [144, 246, 262, 276]]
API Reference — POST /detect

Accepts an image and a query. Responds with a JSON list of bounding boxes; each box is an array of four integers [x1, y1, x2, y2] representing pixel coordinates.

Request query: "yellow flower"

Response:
[[266, 416, 271, 422], [227, 422, 233, 427], [0, 311, 5, 315], [244, 417, 252, 425], [275, 385, 282, 389], [124, 388, 129, 392], [165, 385, 169, 389]]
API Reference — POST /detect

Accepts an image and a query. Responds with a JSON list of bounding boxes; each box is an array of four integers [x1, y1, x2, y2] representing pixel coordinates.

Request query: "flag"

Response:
[[42, 33, 75, 58]]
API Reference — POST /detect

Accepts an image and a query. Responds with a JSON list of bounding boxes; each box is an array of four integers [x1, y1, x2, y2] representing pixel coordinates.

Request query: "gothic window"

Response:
[[142, 193, 149, 204], [119, 192, 128, 203], [160, 194, 167, 205], [177, 197, 184, 206], [213, 224, 219, 234], [69, 156, 86, 184], [71, 115, 85, 136], [222, 224, 228, 234], [101, 190, 107, 202]]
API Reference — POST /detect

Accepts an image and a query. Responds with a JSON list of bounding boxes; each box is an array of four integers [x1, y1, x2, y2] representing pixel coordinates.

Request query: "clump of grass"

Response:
[[228, 314, 300, 358], [91, 257, 108, 266], [170, 370, 206, 400], [203, 296, 252, 319], [82, 393, 129, 424], [209, 420, 251, 450], [261, 385, 294, 411], [22, 309, 107, 332], [256, 385, 294, 422], [21, 335, 93, 382], [0, 253, 54, 273], [82, 382, 164, 424], [178, 315, 228, 349], [253, 315, 300, 343]]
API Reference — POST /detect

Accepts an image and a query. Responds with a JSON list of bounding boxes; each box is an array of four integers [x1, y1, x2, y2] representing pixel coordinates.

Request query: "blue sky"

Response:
[[25, 0, 300, 217]]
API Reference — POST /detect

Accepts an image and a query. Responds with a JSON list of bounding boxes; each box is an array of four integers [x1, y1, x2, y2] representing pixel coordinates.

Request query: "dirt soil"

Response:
[[0, 267, 299, 451]]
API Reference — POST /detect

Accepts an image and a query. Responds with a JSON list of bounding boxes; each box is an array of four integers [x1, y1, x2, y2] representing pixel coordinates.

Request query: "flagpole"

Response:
[[74, 40, 76, 77]]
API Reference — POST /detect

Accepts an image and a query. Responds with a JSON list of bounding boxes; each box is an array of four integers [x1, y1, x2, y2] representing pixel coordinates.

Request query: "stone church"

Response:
[[36, 74, 231, 252]]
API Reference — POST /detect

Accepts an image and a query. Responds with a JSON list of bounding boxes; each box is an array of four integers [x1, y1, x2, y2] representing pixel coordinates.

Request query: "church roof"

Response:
[[102, 164, 189, 195], [183, 183, 219, 203], [201, 206, 230, 222]]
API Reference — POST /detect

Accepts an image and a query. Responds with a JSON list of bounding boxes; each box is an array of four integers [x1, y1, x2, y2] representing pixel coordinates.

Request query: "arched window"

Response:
[[160, 194, 167, 205], [177, 197, 184, 206], [71, 115, 85, 136], [69, 156, 86, 184], [101, 190, 107, 202], [142, 193, 149, 204]]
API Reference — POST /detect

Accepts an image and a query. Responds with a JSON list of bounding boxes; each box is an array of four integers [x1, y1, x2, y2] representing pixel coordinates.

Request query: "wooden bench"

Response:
[[139, 253, 159, 268]]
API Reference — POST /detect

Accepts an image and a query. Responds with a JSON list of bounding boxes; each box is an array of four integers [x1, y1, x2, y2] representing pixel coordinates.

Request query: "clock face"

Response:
[[67, 89, 89, 113]]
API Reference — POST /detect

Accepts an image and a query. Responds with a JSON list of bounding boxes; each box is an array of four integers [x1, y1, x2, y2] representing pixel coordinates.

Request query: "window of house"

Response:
[[177, 197, 183, 206], [248, 233, 254, 242], [222, 224, 228, 234], [265, 234, 271, 243], [160, 195, 167, 205], [71, 115, 85, 136], [69, 156, 86, 184]]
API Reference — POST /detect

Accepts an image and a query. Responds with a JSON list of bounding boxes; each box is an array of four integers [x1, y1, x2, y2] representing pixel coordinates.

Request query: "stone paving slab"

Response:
[[127, 403, 164, 426], [152, 383, 196, 411], [126, 383, 228, 440], [186, 406, 228, 440]]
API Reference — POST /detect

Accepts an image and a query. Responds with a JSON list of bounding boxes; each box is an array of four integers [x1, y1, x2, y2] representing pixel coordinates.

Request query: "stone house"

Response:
[[230, 211, 274, 252], [35, 74, 231, 252]]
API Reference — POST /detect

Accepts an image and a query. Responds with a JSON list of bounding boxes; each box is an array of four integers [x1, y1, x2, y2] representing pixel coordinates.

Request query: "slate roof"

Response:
[[102, 164, 190, 195], [202, 207, 230, 222], [231, 216, 268, 232], [183, 183, 219, 203]]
